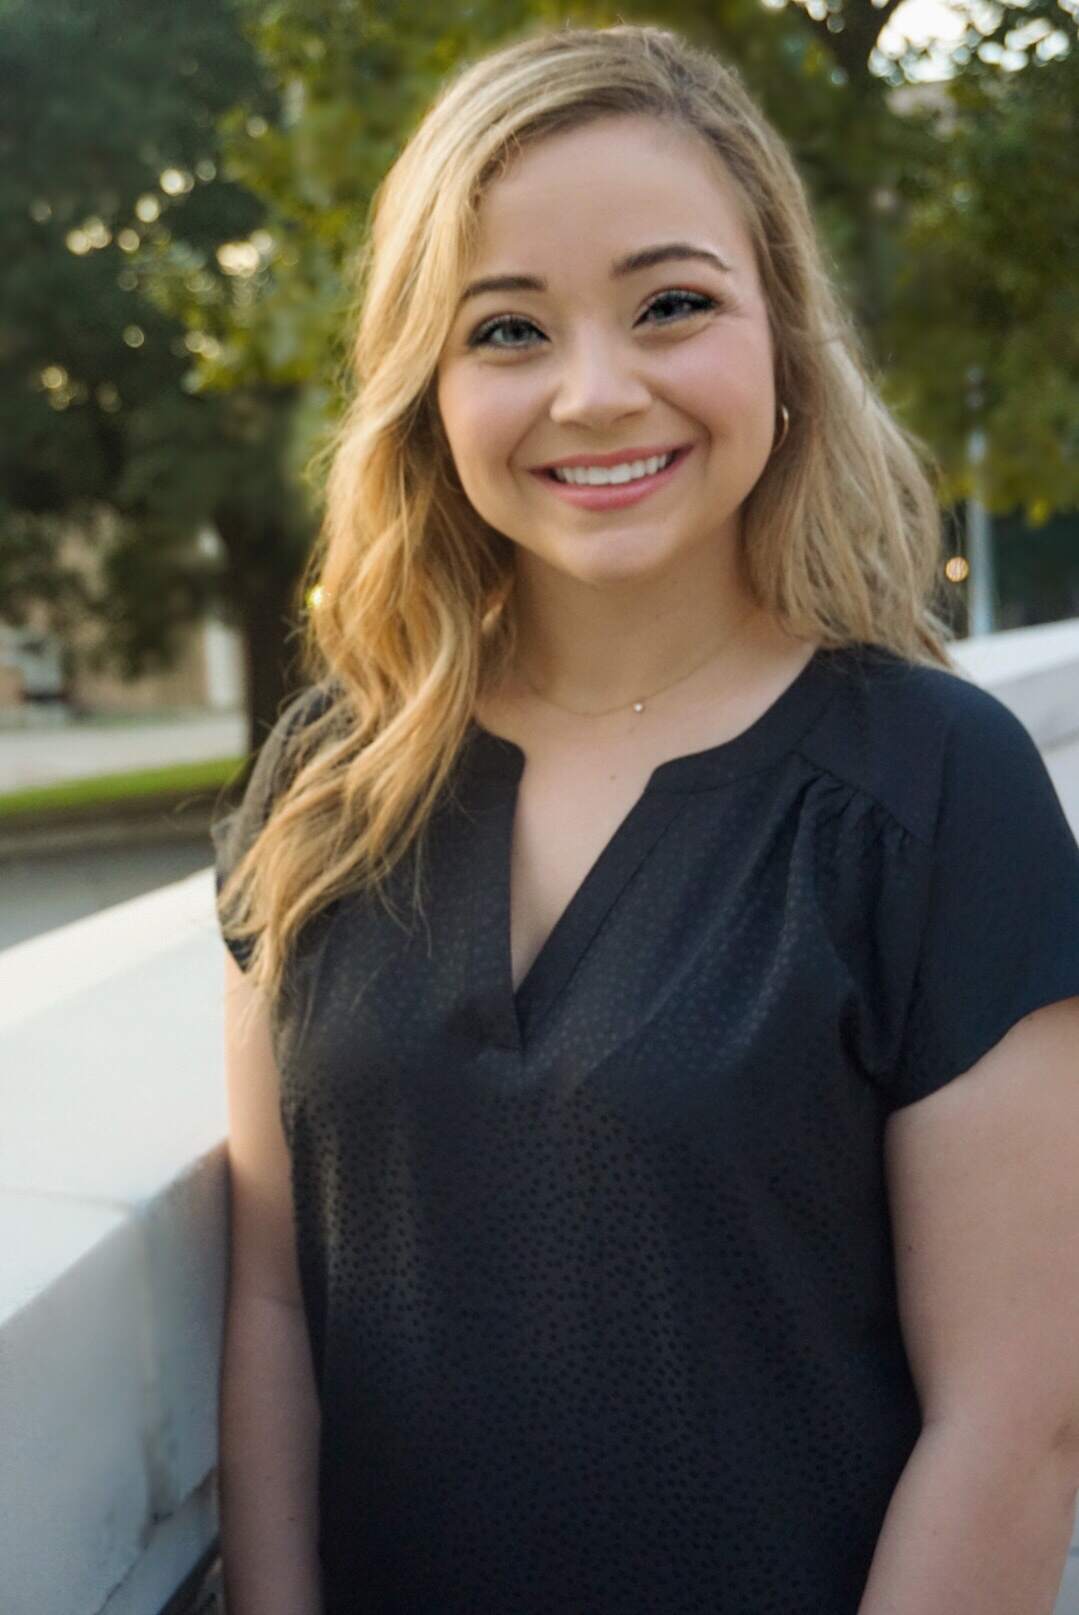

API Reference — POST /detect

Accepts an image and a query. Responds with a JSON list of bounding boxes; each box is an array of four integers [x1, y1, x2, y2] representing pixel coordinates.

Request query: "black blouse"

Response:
[[211, 639, 1079, 1614]]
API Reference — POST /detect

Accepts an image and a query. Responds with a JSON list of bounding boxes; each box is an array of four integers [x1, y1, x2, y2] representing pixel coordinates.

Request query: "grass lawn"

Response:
[[0, 756, 246, 819]]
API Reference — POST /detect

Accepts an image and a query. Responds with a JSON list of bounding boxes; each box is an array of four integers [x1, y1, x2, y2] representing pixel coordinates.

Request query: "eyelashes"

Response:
[[466, 289, 721, 351]]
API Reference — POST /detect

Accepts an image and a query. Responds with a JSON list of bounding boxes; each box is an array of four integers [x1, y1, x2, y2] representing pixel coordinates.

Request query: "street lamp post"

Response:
[[965, 366, 996, 636]]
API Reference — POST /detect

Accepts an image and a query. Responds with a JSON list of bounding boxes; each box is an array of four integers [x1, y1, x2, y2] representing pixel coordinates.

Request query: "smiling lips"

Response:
[[532, 441, 690, 472], [532, 444, 693, 509]]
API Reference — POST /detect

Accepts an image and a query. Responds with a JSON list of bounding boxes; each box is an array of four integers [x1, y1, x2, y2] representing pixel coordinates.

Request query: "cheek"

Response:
[[680, 329, 774, 418], [442, 376, 522, 472], [681, 347, 765, 416]]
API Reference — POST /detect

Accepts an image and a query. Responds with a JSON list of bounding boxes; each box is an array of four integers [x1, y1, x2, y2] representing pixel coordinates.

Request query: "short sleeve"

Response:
[[885, 683, 1079, 1110], [209, 684, 329, 972]]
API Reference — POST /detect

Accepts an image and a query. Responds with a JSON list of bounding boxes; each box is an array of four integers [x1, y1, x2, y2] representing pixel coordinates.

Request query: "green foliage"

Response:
[[0, 0, 311, 710], [884, 37, 1079, 513]]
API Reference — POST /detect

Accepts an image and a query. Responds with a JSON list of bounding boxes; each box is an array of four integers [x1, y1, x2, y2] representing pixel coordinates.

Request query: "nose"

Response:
[[547, 328, 653, 428]]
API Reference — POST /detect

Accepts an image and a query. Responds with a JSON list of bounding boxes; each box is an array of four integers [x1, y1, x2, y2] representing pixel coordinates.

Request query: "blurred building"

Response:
[[0, 521, 243, 720]]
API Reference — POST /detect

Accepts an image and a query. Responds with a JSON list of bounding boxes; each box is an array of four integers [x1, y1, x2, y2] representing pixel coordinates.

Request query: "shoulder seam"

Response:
[[791, 746, 932, 847]]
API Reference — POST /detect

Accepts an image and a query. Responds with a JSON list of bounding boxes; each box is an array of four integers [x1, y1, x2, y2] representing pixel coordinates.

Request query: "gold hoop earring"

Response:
[[774, 403, 790, 453]]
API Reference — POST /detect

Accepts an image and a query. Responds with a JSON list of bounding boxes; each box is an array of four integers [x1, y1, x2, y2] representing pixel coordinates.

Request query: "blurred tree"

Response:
[[882, 16, 1079, 516], [0, 0, 313, 743]]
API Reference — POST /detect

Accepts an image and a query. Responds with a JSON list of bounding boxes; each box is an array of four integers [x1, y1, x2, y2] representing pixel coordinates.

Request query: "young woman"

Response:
[[212, 24, 1079, 1615]]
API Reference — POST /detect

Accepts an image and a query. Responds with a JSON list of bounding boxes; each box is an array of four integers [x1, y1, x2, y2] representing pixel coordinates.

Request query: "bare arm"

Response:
[[218, 952, 323, 1615], [859, 996, 1079, 1612], [856, 1419, 1078, 1613]]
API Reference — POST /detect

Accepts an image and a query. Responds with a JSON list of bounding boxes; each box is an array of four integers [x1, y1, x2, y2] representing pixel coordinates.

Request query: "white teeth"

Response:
[[552, 451, 676, 486]]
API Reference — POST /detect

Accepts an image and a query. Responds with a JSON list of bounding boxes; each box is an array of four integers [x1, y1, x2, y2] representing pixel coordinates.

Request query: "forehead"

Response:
[[470, 116, 755, 271]]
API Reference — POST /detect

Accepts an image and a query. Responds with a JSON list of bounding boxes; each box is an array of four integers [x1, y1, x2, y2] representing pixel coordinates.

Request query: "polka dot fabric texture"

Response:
[[211, 642, 1079, 1613]]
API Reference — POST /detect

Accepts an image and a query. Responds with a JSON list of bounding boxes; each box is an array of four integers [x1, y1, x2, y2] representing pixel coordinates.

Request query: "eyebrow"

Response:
[[457, 241, 734, 307]]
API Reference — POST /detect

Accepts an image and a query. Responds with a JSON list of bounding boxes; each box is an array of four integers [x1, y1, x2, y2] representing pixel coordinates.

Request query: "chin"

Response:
[[555, 543, 682, 588]]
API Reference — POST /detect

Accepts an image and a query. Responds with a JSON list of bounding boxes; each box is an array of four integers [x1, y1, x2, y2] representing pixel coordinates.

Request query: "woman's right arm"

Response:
[[218, 951, 324, 1615]]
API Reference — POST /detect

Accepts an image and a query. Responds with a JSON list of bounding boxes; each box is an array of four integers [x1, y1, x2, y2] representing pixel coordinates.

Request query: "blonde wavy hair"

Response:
[[218, 19, 959, 1011]]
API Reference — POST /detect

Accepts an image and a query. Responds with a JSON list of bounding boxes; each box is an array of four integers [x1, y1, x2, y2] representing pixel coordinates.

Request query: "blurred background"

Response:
[[2, 0, 1077, 949]]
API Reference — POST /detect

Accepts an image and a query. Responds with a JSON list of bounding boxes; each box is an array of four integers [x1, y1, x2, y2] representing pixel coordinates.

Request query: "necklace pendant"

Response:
[[632, 700, 645, 713]]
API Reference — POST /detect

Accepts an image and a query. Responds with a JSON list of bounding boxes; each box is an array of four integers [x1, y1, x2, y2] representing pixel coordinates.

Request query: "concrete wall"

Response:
[[0, 879, 229, 1615], [2, 622, 1079, 1615]]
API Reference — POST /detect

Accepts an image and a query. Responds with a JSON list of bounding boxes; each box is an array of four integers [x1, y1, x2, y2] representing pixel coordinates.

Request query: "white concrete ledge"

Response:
[[0, 877, 228, 1615], [1, 620, 1077, 1615], [953, 618, 1079, 754]]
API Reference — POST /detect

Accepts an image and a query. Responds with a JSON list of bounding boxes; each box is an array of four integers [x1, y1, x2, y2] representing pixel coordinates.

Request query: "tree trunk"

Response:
[[214, 503, 309, 785], [239, 569, 305, 760]]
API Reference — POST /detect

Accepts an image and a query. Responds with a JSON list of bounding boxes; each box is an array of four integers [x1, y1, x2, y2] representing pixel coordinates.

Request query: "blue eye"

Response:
[[466, 289, 719, 350]]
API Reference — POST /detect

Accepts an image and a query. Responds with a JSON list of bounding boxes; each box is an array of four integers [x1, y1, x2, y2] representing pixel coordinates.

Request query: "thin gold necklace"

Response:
[[518, 603, 760, 718]]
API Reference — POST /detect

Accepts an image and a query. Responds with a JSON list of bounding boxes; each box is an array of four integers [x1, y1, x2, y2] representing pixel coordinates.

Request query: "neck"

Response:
[[508, 544, 764, 711]]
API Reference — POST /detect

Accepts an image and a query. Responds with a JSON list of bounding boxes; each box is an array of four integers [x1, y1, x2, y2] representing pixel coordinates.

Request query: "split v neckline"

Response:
[[460, 641, 845, 1056]]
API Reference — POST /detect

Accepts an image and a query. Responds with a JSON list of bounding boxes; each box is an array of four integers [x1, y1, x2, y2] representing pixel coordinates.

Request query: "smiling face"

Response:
[[435, 114, 779, 593]]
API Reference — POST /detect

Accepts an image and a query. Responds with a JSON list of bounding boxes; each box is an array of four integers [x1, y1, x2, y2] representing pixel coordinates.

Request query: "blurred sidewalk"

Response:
[[0, 711, 247, 794], [0, 710, 249, 943]]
